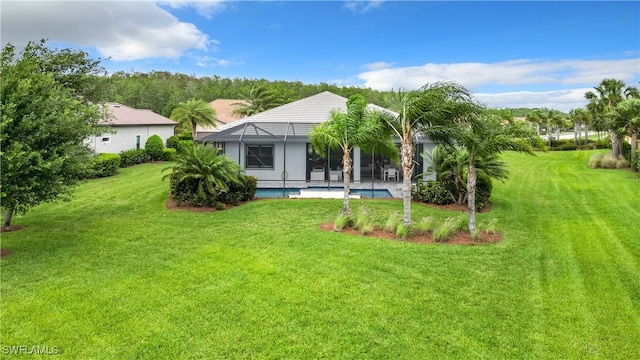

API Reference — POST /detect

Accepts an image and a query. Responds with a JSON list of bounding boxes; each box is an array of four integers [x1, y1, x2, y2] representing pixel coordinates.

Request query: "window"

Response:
[[212, 142, 225, 154], [101, 136, 111, 143], [245, 144, 274, 169]]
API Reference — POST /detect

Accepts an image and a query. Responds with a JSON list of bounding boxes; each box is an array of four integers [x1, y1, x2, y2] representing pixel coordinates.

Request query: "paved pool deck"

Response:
[[257, 180, 405, 198]]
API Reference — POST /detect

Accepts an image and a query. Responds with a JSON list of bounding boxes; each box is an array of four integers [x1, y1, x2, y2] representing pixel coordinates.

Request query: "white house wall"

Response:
[[223, 142, 308, 181], [91, 125, 175, 154]]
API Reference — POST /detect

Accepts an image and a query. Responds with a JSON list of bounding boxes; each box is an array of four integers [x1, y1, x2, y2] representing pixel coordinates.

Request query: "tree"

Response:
[[232, 84, 285, 117], [419, 83, 539, 233], [169, 99, 217, 140], [568, 108, 590, 145], [163, 142, 241, 199], [585, 79, 638, 158], [525, 109, 544, 136], [1, 40, 106, 227], [309, 94, 397, 213], [607, 98, 640, 160], [383, 84, 471, 226]]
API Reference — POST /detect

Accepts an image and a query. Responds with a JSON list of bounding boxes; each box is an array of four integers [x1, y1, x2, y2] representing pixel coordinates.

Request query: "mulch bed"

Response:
[[0, 225, 26, 233], [418, 202, 492, 213], [318, 223, 501, 245]]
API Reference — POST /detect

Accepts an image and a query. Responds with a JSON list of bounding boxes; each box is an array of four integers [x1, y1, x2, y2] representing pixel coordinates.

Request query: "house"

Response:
[[90, 103, 177, 154], [195, 99, 249, 140], [198, 91, 435, 184]]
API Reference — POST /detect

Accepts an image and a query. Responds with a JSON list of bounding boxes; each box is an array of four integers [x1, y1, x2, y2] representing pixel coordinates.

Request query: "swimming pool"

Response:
[[254, 187, 393, 198]]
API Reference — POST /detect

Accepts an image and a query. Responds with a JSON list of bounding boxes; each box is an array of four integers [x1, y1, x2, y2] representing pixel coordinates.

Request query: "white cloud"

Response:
[[0, 1, 213, 61], [159, 0, 226, 19], [362, 61, 393, 71], [354, 58, 639, 111], [357, 58, 640, 92], [475, 88, 592, 112], [343, 1, 384, 14]]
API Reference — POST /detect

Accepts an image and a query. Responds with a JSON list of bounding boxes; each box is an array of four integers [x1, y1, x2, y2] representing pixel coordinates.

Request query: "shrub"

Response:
[[178, 132, 193, 140], [616, 157, 630, 169], [475, 174, 493, 210], [415, 216, 436, 235], [162, 148, 177, 161], [557, 143, 578, 151], [588, 154, 603, 168], [179, 140, 194, 153], [433, 217, 457, 243], [384, 212, 401, 233], [600, 154, 617, 169], [334, 212, 353, 231], [483, 218, 498, 235], [635, 150, 640, 172], [395, 223, 411, 240], [471, 229, 482, 242], [166, 136, 180, 151], [216, 175, 257, 206], [412, 180, 452, 205], [88, 153, 120, 178], [454, 214, 468, 231], [145, 135, 165, 161], [119, 149, 148, 167]]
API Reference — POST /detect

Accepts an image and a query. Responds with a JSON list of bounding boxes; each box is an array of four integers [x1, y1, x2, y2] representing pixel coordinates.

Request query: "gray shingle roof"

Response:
[[103, 103, 177, 126]]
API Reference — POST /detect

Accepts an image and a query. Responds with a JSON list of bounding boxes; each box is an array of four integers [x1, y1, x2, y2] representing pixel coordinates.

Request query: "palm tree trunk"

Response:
[[342, 151, 352, 214], [584, 124, 589, 145], [574, 122, 579, 144], [467, 156, 477, 234], [536, 123, 540, 136], [401, 138, 413, 226], [2, 208, 14, 228], [192, 122, 197, 141], [611, 132, 622, 158]]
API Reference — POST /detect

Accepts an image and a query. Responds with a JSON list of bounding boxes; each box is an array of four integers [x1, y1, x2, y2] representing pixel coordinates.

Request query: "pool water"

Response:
[[254, 187, 393, 198]]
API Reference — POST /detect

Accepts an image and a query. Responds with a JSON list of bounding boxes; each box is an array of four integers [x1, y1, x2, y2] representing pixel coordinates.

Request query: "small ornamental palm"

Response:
[[163, 143, 241, 199]]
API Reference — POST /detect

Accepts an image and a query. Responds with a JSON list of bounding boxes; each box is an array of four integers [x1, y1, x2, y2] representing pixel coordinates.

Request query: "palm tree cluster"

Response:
[[584, 79, 639, 159], [310, 82, 540, 234]]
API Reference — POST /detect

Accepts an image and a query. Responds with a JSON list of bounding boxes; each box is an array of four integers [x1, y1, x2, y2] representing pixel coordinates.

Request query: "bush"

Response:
[[216, 175, 257, 205], [178, 132, 193, 140], [166, 136, 180, 151], [162, 148, 177, 161], [168, 173, 217, 207], [412, 180, 452, 205], [145, 135, 164, 161], [635, 150, 640, 172], [588, 154, 603, 168], [475, 174, 493, 210], [119, 149, 148, 167], [334, 212, 353, 231], [557, 143, 578, 151], [88, 153, 120, 178], [591, 153, 630, 169]]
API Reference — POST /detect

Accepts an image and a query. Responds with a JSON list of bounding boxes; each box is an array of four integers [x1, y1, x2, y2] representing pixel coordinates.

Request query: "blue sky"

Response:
[[2, 1, 639, 111]]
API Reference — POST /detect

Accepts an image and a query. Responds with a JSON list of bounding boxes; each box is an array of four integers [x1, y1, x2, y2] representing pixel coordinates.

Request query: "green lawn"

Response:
[[1, 150, 639, 359]]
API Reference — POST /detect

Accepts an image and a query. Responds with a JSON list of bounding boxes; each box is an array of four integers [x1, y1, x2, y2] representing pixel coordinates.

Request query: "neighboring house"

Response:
[[198, 91, 435, 183], [90, 103, 177, 154], [195, 99, 249, 140]]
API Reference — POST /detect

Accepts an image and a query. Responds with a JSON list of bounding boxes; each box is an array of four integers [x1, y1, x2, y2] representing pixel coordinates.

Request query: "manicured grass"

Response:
[[2, 150, 639, 358]]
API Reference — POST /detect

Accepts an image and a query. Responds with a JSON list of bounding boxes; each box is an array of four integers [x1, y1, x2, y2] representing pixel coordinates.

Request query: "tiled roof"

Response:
[[103, 103, 177, 126], [196, 99, 248, 134]]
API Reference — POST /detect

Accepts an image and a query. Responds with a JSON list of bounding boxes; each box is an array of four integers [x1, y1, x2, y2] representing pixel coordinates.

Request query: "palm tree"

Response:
[[585, 79, 637, 158], [309, 94, 397, 213], [384, 83, 472, 225], [232, 84, 284, 117], [163, 142, 241, 201], [170, 99, 217, 140], [525, 109, 544, 136], [607, 98, 640, 160], [548, 110, 566, 147], [568, 108, 590, 145], [421, 87, 539, 233]]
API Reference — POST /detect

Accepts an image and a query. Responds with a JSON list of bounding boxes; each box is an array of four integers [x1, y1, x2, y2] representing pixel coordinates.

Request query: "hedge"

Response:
[[169, 174, 257, 208], [88, 153, 120, 178], [119, 149, 148, 168]]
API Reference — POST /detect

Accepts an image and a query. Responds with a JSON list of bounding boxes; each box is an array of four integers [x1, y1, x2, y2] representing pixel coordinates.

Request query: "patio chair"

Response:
[[385, 168, 398, 181]]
